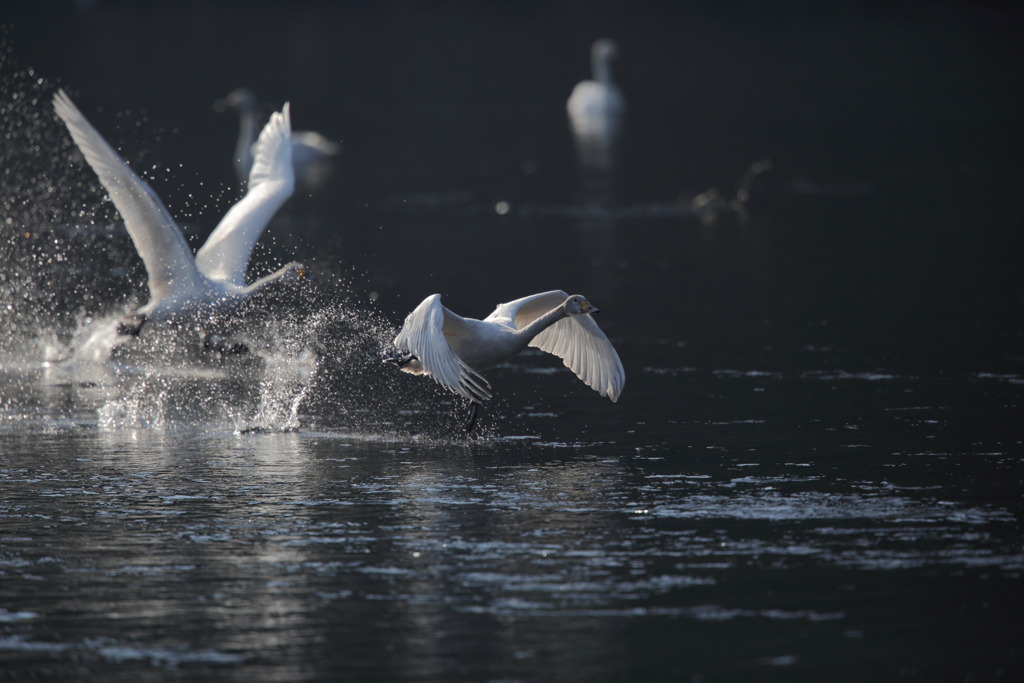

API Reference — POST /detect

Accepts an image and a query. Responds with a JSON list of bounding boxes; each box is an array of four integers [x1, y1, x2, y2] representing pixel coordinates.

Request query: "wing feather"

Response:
[[195, 103, 294, 286], [496, 290, 625, 401], [528, 306, 625, 402], [53, 89, 202, 301], [393, 295, 492, 403]]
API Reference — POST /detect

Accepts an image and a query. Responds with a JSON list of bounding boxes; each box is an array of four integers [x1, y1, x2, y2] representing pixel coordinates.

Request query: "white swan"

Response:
[[53, 89, 303, 343], [388, 291, 625, 431], [216, 88, 340, 191], [567, 39, 625, 170]]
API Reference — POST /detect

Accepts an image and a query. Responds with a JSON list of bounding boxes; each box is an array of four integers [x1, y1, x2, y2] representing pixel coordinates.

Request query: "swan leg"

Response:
[[117, 314, 148, 337], [382, 348, 417, 368], [463, 401, 481, 433]]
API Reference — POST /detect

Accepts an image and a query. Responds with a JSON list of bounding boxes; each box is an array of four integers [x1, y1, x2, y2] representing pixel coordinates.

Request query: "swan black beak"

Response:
[[583, 304, 601, 315]]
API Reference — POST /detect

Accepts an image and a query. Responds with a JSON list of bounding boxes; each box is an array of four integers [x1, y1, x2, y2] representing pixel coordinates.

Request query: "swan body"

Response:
[[53, 89, 302, 336], [217, 88, 340, 191], [567, 39, 625, 141], [390, 291, 625, 429]]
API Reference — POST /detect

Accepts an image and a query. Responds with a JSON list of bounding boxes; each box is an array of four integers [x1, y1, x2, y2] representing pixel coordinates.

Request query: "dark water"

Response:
[[2, 2, 1022, 681]]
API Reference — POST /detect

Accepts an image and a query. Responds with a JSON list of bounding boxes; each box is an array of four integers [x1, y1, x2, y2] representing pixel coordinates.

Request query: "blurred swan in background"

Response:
[[387, 290, 625, 431], [53, 89, 304, 346], [216, 87, 340, 193], [567, 39, 625, 170]]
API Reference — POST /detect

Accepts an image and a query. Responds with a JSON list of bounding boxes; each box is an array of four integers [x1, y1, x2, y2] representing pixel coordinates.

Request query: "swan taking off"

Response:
[[387, 291, 625, 432], [215, 88, 340, 192], [53, 89, 304, 346], [567, 39, 625, 169]]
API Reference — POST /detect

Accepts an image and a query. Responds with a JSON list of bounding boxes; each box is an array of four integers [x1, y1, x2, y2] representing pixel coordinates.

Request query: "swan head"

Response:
[[214, 87, 256, 113], [276, 261, 310, 282], [564, 294, 600, 316], [592, 38, 619, 62], [588, 39, 620, 88]]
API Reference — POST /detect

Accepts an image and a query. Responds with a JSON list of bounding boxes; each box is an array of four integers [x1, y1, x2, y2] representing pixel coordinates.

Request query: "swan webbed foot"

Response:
[[382, 348, 417, 368], [463, 401, 481, 433], [117, 314, 148, 337]]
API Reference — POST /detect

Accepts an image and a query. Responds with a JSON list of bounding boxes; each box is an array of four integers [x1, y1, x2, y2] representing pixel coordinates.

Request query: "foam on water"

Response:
[[237, 347, 318, 433]]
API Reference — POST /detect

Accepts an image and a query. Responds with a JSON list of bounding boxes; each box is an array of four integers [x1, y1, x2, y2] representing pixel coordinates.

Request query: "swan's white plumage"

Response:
[[290, 130, 342, 164], [218, 88, 339, 190], [494, 290, 625, 401], [393, 291, 624, 405], [194, 103, 294, 287], [53, 89, 298, 323], [567, 81, 625, 138], [566, 39, 625, 141], [53, 90, 204, 303], [393, 294, 493, 403]]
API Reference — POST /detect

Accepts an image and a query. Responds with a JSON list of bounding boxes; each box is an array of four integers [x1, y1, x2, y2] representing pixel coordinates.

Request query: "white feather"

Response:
[[392, 291, 624, 405], [53, 89, 299, 324]]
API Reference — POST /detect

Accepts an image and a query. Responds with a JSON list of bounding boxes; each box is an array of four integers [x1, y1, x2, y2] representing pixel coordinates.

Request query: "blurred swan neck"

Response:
[[239, 108, 256, 142], [236, 107, 257, 172], [593, 52, 614, 86], [241, 263, 302, 295]]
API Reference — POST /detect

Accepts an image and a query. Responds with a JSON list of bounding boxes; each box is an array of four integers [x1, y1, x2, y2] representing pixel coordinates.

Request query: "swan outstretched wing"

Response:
[[506, 290, 625, 402], [393, 294, 492, 403], [491, 290, 567, 327], [195, 104, 294, 287], [53, 89, 203, 301]]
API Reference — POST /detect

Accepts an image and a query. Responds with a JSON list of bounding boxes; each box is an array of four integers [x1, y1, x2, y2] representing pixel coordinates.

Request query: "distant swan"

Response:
[[567, 39, 625, 169], [216, 88, 340, 192], [387, 291, 625, 431], [53, 89, 304, 343]]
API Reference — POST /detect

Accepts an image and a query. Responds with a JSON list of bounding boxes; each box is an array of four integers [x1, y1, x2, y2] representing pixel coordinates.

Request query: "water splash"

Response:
[[96, 373, 171, 431], [0, 51, 491, 440], [0, 51, 313, 433], [0, 46, 140, 358], [236, 348, 317, 433]]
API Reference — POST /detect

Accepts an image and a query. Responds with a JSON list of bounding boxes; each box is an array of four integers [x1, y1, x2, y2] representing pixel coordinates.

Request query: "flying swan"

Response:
[[387, 291, 625, 431], [216, 87, 340, 192], [53, 89, 303, 347]]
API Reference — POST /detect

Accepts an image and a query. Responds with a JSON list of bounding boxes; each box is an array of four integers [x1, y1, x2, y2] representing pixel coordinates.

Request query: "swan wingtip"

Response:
[[52, 88, 74, 116]]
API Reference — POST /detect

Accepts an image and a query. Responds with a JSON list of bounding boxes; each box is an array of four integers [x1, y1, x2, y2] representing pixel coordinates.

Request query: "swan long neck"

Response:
[[239, 262, 302, 295], [235, 102, 257, 175], [593, 50, 614, 86], [518, 302, 568, 341]]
